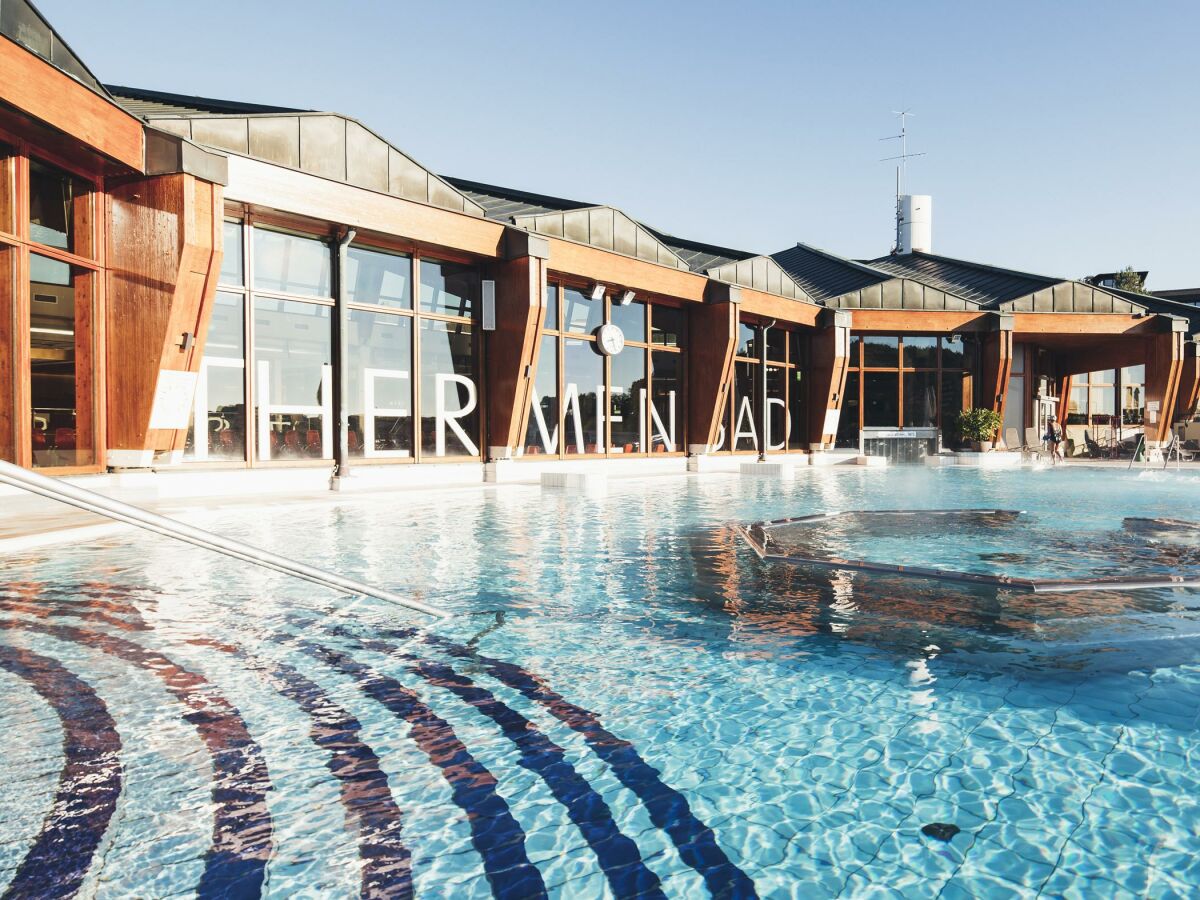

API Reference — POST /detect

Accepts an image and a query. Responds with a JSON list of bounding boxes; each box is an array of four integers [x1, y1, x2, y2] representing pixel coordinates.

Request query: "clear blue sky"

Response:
[[40, 0, 1200, 287]]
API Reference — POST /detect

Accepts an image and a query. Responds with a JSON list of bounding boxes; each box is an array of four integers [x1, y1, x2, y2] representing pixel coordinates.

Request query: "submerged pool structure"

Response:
[[741, 509, 1200, 593], [2, 466, 1200, 897]]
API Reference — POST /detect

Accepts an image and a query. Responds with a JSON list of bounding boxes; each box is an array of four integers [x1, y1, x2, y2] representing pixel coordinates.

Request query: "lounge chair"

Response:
[[1022, 426, 1045, 460]]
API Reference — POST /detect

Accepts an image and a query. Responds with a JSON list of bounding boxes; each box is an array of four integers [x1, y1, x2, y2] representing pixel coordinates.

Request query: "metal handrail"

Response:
[[0, 460, 447, 619]]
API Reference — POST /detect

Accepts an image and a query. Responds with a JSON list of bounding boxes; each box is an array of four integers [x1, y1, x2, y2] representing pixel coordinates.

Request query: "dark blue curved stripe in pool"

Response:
[[298, 640, 548, 900], [243, 656, 413, 899], [327, 628, 666, 900], [1, 621, 274, 899], [0, 645, 122, 900], [379, 625, 760, 900]]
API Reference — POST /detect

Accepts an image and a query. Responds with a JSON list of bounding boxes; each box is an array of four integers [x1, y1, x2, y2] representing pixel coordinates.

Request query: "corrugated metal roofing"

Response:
[[771, 243, 891, 303], [862, 251, 1059, 307], [441, 178, 593, 221], [643, 228, 754, 272], [105, 85, 309, 118]]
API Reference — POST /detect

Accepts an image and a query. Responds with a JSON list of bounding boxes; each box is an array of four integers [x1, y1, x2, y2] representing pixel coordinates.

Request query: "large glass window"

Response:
[[348, 246, 411, 310], [564, 337, 603, 453], [420, 258, 476, 317], [650, 351, 681, 453], [0, 248, 13, 462], [529, 284, 684, 458], [29, 158, 89, 255], [863, 372, 900, 427], [1121, 365, 1145, 426], [526, 334, 559, 454], [840, 334, 971, 446], [253, 227, 331, 298], [610, 346, 645, 451], [903, 371, 939, 427], [722, 321, 807, 453], [29, 253, 92, 466], [563, 286, 602, 335], [652, 305, 684, 347], [220, 221, 244, 286], [861, 335, 899, 368], [419, 319, 478, 457], [348, 310, 412, 458], [253, 298, 332, 459], [186, 291, 246, 461], [610, 299, 646, 344]]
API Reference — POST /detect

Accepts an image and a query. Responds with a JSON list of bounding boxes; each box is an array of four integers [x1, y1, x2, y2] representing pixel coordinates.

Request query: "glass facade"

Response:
[[184, 223, 482, 465], [29, 253, 92, 466], [715, 320, 808, 454], [16, 150, 96, 469], [524, 283, 685, 457], [837, 334, 973, 448]]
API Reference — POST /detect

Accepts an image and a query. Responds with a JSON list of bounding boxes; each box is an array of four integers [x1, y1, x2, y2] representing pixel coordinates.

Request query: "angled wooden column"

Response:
[[106, 173, 224, 467], [485, 230, 549, 459], [1056, 374, 1073, 429], [979, 316, 1014, 438], [687, 283, 739, 452], [807, 309, 851, 450], [1173, 340, 1200, 424], [1145, 320, 1187, 444]]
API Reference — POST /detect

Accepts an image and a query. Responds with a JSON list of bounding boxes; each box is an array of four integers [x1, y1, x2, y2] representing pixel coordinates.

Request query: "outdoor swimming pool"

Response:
[[1, 466, 1198, 898]]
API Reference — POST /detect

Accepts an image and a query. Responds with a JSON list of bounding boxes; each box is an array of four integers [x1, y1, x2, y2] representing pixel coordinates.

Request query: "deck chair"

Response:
[[1022, 426, 1045, 460], [1004, 427, 1021, 451]]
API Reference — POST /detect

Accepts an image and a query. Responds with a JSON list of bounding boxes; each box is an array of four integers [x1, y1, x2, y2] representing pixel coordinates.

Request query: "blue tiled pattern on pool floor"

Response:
[[1, 466, 1199, 898]]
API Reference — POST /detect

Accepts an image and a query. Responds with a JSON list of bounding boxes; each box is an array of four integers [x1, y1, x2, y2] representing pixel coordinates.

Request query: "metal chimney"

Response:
[[899, 195, 932, 254]]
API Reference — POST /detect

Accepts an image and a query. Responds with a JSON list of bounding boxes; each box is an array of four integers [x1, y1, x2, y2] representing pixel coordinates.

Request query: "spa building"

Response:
[[2, 1, 1198, 488]]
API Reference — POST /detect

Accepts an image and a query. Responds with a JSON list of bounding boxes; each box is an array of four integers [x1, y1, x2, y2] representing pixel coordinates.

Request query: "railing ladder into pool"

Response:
[[0, 460, 447, 619]]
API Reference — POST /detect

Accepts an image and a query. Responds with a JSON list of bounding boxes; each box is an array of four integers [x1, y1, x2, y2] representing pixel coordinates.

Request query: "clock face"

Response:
[[596, 323, 625, 356]]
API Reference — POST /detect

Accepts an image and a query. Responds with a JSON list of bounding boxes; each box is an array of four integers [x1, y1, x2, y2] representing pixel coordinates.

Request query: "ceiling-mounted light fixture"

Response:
[[589, 282, 606, 302], [619, 289, 636, 306]]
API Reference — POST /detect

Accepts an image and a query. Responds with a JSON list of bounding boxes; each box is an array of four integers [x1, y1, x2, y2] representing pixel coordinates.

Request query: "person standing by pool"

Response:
[[1044, 415, 1064, 462]]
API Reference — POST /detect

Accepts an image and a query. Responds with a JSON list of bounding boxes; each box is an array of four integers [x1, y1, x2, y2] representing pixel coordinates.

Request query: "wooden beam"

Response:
[[486, 254, 546, 456], [1146, 329, 1185, 444], [1173, 342, 1200, 424], [105, 173, 223, 463], [738, 288, 822, 327], [546, 238, 706, 303], [0, 38, 143, 170], [687, 300, 737, 450], [1012, 313, 1161, 337], [849, 309, 993, 332], [808, 318, 851, 449], [980, 329, 1013, 438], [225, 154, 506, 259]]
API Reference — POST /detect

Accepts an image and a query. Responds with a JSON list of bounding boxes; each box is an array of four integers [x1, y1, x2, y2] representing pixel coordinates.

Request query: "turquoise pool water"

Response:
[[1, 466, 1199, 898]]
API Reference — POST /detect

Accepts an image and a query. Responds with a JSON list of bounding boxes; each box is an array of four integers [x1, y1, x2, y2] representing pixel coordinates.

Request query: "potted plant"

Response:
[[955, 407, 1004, 452]]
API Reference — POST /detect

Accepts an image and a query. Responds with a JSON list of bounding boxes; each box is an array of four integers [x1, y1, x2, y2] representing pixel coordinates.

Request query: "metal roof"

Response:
[[771, 243, 891, 303], [441, 178, 594, 221], [105, 85, 309, 118], [641, 228, 753, 272], [861, 251, 1059, 307], [5, 0, 106, 94]]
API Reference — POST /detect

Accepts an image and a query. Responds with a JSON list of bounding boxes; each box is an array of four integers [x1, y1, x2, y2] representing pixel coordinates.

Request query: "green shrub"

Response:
[[955, 407, 1003, 442]]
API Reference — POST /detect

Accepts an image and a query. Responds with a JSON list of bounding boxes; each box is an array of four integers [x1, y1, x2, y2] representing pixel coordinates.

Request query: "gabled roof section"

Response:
[[864, 251, 1146, 314], [3, 0, 104, 93], [107, 85, 308, 117], [771, 243, 979, 310], [641, 228, 755, 273], [442, 178, 593, 220], [108, 86, 484, 217], [772, 244, 891, 303], [510, 205, 692, 270], [705, 254, 813, 303]]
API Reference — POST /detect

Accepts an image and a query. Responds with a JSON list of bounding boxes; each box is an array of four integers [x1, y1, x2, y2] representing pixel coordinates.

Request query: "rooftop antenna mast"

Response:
[[880, 109, 925, 254]]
